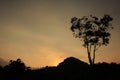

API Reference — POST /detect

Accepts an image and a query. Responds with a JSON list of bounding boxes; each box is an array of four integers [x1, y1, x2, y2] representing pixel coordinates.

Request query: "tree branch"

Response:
[[95, 44, 101, 51]]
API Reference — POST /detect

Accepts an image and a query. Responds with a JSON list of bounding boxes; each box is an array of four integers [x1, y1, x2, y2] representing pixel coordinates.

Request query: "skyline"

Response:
[[0, 0, 120, 68]]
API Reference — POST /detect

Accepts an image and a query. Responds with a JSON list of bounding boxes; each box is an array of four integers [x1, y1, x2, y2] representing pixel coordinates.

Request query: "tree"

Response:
[[9, 58, 26, 71], [2, 59, 27, 80], [70, 15, 113, 65], [4, 58, 26, 72]]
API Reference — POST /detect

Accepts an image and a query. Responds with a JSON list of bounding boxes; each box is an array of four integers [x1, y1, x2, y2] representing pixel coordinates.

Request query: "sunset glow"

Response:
[[0, 0, 120, 68]]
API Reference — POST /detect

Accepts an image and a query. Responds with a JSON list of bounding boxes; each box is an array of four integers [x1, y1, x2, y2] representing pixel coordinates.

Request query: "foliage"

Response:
[[70, 15, 113, 65], [2, 59, 27, 80], [4, 58, 26, 71]]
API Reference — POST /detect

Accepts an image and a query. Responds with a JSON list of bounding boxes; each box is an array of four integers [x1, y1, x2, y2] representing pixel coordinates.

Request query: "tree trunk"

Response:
[[92, 45, 96, 64], [88, 51, 93, 65], [87, 45, 93, 65]]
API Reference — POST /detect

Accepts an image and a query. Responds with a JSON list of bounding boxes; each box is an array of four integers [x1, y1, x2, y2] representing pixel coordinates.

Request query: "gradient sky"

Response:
[[0, 0, 120, 68]]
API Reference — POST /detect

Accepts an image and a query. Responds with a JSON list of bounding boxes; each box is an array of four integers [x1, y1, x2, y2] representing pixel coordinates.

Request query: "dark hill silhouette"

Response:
[[58, 57, 88, 74], [58, 57, 88, 67], [0, 57, 120, 80], [57, 57, 89, 80]]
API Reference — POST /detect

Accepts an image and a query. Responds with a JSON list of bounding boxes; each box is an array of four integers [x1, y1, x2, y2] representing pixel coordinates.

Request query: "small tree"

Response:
[[70, 15, 113, 65]]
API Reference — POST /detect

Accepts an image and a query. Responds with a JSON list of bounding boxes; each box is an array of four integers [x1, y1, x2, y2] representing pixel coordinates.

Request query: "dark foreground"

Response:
[[0, 57, 120, 80]]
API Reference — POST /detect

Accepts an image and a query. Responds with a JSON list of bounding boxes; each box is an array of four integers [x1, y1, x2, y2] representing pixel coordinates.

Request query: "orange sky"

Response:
[[0, 0, 120, 68]]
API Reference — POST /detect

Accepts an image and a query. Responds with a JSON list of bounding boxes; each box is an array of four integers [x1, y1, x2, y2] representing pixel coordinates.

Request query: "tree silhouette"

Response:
[[8, 58, 26, 71], [70, 15, 113, 65], [3, 58, 28, 80]]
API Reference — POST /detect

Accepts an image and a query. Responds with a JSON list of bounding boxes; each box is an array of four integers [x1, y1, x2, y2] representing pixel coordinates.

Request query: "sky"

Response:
[[0, 0, 120, 68]]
